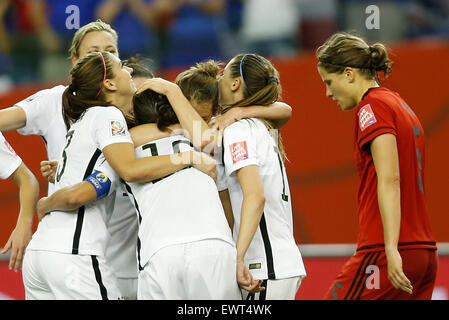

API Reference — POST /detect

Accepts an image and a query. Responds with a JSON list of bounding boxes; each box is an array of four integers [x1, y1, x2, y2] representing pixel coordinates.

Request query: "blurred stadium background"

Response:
[[1, 0, 449, 300]]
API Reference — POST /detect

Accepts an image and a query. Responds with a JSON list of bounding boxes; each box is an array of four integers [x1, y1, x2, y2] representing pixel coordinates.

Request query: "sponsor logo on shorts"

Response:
[[358, 104, 377, 131], [111, 120, 126, 136], [249, 263, 261, 270], [230, 141, 248, 164]]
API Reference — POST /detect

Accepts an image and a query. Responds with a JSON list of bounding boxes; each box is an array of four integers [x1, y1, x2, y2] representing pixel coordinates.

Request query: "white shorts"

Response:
[[138, 239, 241, 300], [116, 277, 138, 300], [22, 250, 121, 300], [242, 277, 302, 300]]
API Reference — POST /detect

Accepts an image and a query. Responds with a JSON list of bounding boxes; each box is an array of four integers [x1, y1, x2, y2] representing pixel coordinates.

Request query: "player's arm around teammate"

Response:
[[0, 107, 27, 132], [0, 134, 39, 272], [135, 78, 292, 153]]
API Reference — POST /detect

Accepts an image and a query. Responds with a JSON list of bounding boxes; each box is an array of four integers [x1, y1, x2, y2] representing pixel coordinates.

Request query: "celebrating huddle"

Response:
[[0, 20, 305, 300], [1, 19, 438, 301]]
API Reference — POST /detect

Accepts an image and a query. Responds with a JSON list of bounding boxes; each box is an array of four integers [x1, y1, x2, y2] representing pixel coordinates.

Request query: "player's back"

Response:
[[128, 134, 234, 269]]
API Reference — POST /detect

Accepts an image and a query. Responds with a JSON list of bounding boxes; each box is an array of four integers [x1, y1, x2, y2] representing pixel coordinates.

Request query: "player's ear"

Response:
[[103, 79, 117, 92], [344, 67, 355, 83], [231, 77, 242, 92], [71, 54, 78, 66]]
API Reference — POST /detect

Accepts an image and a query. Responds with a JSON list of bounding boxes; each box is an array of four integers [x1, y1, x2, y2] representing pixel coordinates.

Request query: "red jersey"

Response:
[[353, 87, 436, 252]]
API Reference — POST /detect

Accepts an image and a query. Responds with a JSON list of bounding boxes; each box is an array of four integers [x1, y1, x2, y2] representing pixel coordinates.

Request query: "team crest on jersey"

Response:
[[230, 141, 248, 164], [4, 140, 16, 155], [110, 120, 126, 136], [358, 104, 377, 131]]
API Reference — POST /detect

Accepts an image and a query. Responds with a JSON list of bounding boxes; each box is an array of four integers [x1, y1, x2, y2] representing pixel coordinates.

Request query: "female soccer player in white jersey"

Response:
[[123, 89, 239, 300], [0, 133, 39, 273], [0, 20, 146, 300], [216, 53, 306, 300], [21, 50, 216, 300]]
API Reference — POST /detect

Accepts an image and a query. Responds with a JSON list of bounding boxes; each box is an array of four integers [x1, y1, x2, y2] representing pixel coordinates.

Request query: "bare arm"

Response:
[[371, 133, 413, 294], [28, 0, 62, 53], [1, 163, 39, 272], [235, 165, 265, 293], [129, 123, 182, 147], [102, 142, 216, 183], [189, 0, 225, 14], [0, 0, 11, 54], [96, 0, 125, 23], [136, 78, 215, 150], [219, 189, 234, 231], [0, 107, 27, 132], [36, 181, 97, 221], [209, 102, 292, 146]]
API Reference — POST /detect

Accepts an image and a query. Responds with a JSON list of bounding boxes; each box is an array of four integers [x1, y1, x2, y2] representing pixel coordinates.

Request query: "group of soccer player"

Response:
[[0, 20, 438, 300]]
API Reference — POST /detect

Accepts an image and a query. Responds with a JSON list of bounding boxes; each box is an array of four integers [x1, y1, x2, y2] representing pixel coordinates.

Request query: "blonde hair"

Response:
[[69, 20, 118, 58], [316, 32, 393, 81]]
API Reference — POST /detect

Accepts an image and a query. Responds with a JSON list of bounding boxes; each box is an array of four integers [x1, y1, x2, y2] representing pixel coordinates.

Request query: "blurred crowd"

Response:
[[0, 0, 448, 87]]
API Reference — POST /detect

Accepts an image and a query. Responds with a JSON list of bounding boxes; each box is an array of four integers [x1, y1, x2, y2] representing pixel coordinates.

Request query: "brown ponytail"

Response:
[[62, 51, 115, 130], [225, 53, 287, 160], [316, 32, 393, 81]]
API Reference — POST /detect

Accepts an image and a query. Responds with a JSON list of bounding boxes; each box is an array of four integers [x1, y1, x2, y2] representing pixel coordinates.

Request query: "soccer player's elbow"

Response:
[[66, 189, 88, 209], [120, 170, 140, 183]]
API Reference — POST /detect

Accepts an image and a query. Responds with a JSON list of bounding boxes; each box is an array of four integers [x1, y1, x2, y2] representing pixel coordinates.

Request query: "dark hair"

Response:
[[226, 53, 286, 160], [133, 89, 178, 131], [316, 32, 393, 80], [125, 56, 155, 79], [62, 51, 114, 130], [175, 60, 221, 117]]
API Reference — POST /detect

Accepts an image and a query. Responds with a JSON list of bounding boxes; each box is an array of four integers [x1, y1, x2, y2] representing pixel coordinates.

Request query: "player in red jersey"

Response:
[[316, 33, 438, 300]]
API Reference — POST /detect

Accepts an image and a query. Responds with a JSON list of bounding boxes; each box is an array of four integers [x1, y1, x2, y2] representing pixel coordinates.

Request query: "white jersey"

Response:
[[15, 85, 67, 195], [0, 132, 22, 179], [104, 183, 139, 278], [222, 118, 306, 280], [16, 87, 139, 279], [121, 134, 234, 269], [27, 107, 133, 257]]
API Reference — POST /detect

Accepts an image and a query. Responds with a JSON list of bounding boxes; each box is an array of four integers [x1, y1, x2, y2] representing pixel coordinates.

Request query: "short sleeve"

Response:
[[93, 156, 120, 196], [222, 121, 259, 176], [356, 98, 397, 150], [92, 107, 133, 151], [16, 85, 66, 136], [0, 133, 22, 180]]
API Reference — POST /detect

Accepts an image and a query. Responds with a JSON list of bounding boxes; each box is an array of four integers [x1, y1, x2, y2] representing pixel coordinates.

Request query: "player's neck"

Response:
[[109, 94, 132, 116], [355, 79, 379, 105]]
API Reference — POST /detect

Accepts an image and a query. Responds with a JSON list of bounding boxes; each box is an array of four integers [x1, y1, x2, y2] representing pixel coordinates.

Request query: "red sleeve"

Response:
[[356, 98, 397, 150]]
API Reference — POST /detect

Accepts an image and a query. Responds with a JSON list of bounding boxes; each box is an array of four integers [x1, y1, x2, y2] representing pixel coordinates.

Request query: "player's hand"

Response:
[[209, 108, 243, 148], [1, 222, 32, 272], [386, 249, 413, 294], [192, 151, 217, 181], [135, 77, 178, 96], [236, 260, 265, 293], [40, 160, 58, 183]]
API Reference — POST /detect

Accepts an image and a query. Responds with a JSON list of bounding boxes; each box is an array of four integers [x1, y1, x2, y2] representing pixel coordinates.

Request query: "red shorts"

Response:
[[323, 248, 438, 300]]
